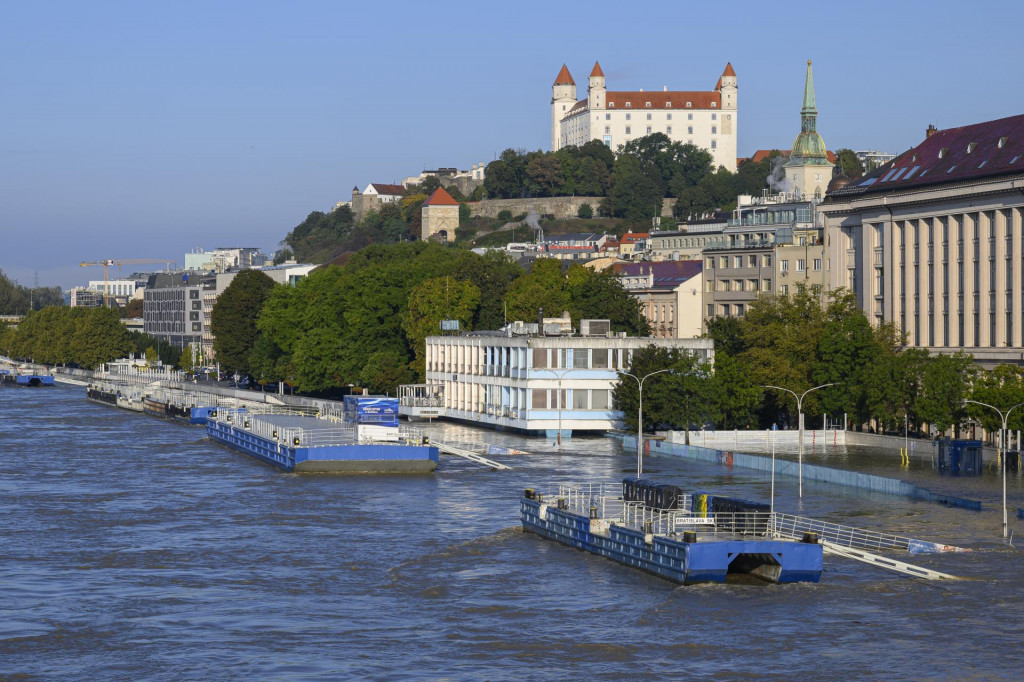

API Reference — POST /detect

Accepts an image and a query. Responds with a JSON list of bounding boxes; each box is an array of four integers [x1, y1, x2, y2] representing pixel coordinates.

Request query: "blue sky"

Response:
[[2, 0, 1023, 289]]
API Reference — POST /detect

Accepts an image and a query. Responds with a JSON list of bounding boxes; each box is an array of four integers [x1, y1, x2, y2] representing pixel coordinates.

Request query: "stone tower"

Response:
[[587, 61, 606, 111], [421, 187, 461, 242], [784, 60, 834, 200], [551, 64, 577, 151]]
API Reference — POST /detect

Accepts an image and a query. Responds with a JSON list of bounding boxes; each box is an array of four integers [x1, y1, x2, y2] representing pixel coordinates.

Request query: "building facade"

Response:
[[552, 61, 738, 172], [143, 273, 211, 352], [421, 187, 460, 241], [402, 322, 714, 435], [822, 114, 1024, 367], [614, 261, 704, 338], [184, 247, 267, 272]]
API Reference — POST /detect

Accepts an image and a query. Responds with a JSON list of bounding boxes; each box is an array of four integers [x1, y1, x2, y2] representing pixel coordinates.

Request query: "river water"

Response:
[[2, 385, 1023, 680]]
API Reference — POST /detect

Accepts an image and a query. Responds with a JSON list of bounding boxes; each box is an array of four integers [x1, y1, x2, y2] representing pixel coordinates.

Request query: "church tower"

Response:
[[784, 60, 834, 200], [551, 64, 577, 151], [587, 61, 606, 111]]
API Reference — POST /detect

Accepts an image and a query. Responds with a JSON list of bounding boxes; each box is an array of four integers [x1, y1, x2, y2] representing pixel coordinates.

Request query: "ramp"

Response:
[[820, 540, 960, 581], [433, 440, 512, 470]]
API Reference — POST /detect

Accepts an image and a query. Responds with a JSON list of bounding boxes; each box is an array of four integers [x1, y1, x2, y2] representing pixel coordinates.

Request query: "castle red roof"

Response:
[[606, 91, 720, 110], [722, 62, 736, 78], [424, 187, 460, 206], [554, 64, 575, 86], [590, 61, 604, 78]]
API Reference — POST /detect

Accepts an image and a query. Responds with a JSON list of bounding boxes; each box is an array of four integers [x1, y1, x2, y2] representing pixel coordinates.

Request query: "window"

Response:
[[781, 259, 789, 272], [813, 258, 821, 271], [796, 259, 805, 272], [781, 284, 789, 295], [532, 348, 548, 368], [748, 279, 758, 291], [191, 323, 201, 332], [763, 279, 772, 291], [666, 113, 672, 120], [706, 280, 715, 292], [531, 389, 548, 409], [625, 113, 631, 120], [605, 113, 610, 120], [573, 351, 589, 369], [734, 256, 742, 268], [646, 113, 652, 120], [592, 348, 609, 368], [646, 126, 652, 134], [592, 390, 610, 410], [625, 102, 631, 108], [711, 102, 716, 108], [711, 140, 716, 149], [763, 255, 772, 267], [712, 113, 717, 120], [625, 126, 631, 135], [190, 290, 199, 299], [687, 113, 693, 120], [605, 126, 610, 134], [712, 126, 717, 135], [686, 101, 692, 107], [707, 304, 714, 316], [687, 126, 693, 134], [748, 255, 757, 267], [706, 257, 715, 269], [735, 303, 744, 316], [667, 126, 672, 134], [720, 256, 728, 268], [573, 390, 588, 409]]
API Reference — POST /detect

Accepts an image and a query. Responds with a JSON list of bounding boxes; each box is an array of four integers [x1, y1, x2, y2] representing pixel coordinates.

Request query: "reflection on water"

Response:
[[2, 385, 1023, 679]]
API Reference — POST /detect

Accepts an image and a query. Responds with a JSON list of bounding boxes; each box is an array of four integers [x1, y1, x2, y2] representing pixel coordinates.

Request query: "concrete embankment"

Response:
[[615, 432, 982, 511]]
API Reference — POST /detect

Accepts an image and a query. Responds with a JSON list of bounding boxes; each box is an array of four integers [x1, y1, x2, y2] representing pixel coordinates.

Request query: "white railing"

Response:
[[769, 513, 915, 552]]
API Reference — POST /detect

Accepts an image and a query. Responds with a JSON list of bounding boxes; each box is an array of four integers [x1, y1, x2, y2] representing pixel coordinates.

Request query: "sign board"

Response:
[[675, 517, 717, 526], [440, 319, 460, 331]]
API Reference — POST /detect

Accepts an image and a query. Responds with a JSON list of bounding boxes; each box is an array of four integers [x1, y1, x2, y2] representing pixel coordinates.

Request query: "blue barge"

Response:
[[521, 481, 822, 585], [1, 369, 54, 387], [206, 408, 439, 474]]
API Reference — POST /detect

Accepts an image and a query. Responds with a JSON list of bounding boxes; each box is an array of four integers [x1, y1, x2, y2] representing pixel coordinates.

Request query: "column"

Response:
[[1012, 208, 1023, 348], [978, 211, 992, 347], [994, 209, 1008, 346], [963, 213, 977, 347]]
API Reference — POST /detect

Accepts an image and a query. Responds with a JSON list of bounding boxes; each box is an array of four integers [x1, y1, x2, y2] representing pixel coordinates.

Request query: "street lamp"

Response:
[[965, 399, 1024, 539], [545, 367, 582, 450], [621, 368, 674, 478], [763, 383, 836, 498]]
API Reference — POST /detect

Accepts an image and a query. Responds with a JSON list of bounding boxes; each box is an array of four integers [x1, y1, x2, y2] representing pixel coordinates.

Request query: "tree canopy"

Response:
[[210, 269, 277, 376]]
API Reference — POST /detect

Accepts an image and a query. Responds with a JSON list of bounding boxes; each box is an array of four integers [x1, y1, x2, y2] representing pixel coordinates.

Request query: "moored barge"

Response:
[[1, 369, 55, 387], [521, 479, 823, 585], [206, 408, 439, 474]]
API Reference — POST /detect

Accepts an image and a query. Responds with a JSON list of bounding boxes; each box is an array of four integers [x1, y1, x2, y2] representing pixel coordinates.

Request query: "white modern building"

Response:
[[184, 247, 267, 272], [552, 61, 738, 172], [399, 319, 714, 436]]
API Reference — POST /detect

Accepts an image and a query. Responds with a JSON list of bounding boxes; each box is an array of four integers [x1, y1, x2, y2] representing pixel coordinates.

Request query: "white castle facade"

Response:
[[551, 61, 738, 172]]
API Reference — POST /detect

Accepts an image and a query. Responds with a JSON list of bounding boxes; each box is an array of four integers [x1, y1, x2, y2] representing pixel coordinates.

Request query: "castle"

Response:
[[551, 61, 738, 172]]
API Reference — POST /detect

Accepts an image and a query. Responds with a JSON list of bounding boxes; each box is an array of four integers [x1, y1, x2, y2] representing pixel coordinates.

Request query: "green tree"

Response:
[[834, 149, 864, 179], [210, 269, 277, 376], [711, 351, 760, 430], [917, 351, 976, 436], [968, 364, 1024, 433], [503, 258, 571, 322], [613, 345, 715, 435], [606, 155, 663, 223], [577, 203, 593, 219], [403, 277, 481, 379], [145, 346, 158, 366], [68, 307, 133, 369], [566, 265, 649, 335]]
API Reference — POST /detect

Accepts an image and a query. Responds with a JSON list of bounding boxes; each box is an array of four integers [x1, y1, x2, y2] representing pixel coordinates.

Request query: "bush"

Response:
[[577, 203, 593, 219], [497, 209, 513, 221]]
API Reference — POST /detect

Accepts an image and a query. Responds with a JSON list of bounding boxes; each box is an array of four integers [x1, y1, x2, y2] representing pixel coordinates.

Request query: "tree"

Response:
[[577, 203, 593, 219], [607, 155, 663, 223], [917, 351, 976, 436], [968, 364, 1024, 433], [834, 149, 864, 179], [145, 345, 158, 366], [711, 351, 760, 430], [210, 269, 277, 376], [403, 277, 481, 379], [566, 265, 649, 335], [503, 258, 571, 322], [613, 345, 715, 435]]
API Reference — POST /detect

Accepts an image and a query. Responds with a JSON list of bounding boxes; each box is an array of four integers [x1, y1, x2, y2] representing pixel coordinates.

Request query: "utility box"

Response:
[[936, 439, 983, 475]]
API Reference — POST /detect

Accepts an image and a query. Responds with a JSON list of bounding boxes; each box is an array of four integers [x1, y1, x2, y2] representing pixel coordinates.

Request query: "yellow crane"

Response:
[[79, 259, 177, 307]]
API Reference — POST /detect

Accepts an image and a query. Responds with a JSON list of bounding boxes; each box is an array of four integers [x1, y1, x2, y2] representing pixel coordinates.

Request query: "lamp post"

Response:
[[763, 383, 836, 498], [547, 367, 582, 450], [965, 399, 1024, 539], [621, 368, 674, 478]]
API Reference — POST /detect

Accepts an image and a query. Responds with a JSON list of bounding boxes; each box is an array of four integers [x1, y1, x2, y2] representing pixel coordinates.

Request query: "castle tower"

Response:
[[587, 61, 606, 111], [551, 64, 577, 151], [719, 62, 737, 111], [784, 60, 834, 200]]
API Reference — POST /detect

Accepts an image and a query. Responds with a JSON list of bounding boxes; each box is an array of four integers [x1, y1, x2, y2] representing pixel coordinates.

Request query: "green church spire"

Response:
[[786, 59, 830, 167]]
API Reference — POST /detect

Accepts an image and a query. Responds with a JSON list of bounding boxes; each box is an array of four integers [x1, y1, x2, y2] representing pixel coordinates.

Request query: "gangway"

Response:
[[819, 540, 960, 581], [770, 512, 970, 554], [432, 440, 512, 470]]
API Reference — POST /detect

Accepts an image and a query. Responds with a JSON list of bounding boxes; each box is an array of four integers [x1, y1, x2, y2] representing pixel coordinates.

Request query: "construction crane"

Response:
[[79, 259, 177, 307]]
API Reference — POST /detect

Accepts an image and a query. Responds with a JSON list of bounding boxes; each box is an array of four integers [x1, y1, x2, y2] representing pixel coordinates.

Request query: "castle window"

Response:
[[711, 102, 716, 107], [666, 102, 672, 108], [606, 113, 610, 120], [727, 114, 731, 120], [667, 113, 672, 120], [712, 126, 717, 134], [646, 126, 652, 134], [688, 126, 693, 134], [667, 126, 672, 134], [626, 126, 631, 135], [645, 102, 651, 108], [646, 113, 651, 120], [626, 113, 631, 120], [712, 113, 717, 120], [609, 103, 614, 108], [688, 113, 693, 120], [625, 102, 631, 108], [605, 126, 610, 134], [686, 101, 692, 107]]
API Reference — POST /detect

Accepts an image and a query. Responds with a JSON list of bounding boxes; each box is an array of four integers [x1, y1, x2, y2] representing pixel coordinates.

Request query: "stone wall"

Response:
[[468, 196, 678, 221]]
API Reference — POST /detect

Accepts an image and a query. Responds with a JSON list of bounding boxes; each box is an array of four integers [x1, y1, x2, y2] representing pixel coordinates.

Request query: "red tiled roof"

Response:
[[590, 61, 605, 78], [606, 90, 720, 110], [722, 62, 736, 78], [423, 187, 460, 206], [749, 149, 837, 163], [554, 64, 575, 86], [827, 114, 1024, 200], [621, 232, 649, 244], [367, 183, 404, 196], [714, 77, 722, 90], [563, 98, 589, 118]]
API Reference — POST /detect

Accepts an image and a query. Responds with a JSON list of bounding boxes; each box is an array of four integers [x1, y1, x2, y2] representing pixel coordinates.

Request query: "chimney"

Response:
[[926, 124, 938, 139], [537, 307, 544, 335]]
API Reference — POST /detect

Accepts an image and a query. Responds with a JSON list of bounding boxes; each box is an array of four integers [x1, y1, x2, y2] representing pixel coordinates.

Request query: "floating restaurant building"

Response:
[[399, 318, 714, 437]]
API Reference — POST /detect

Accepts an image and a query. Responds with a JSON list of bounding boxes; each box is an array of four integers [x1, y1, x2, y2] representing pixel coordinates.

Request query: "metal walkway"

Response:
[[770, 512, 970, 554], [432, 440, 512, 470], [819, 540, 960, 581]]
